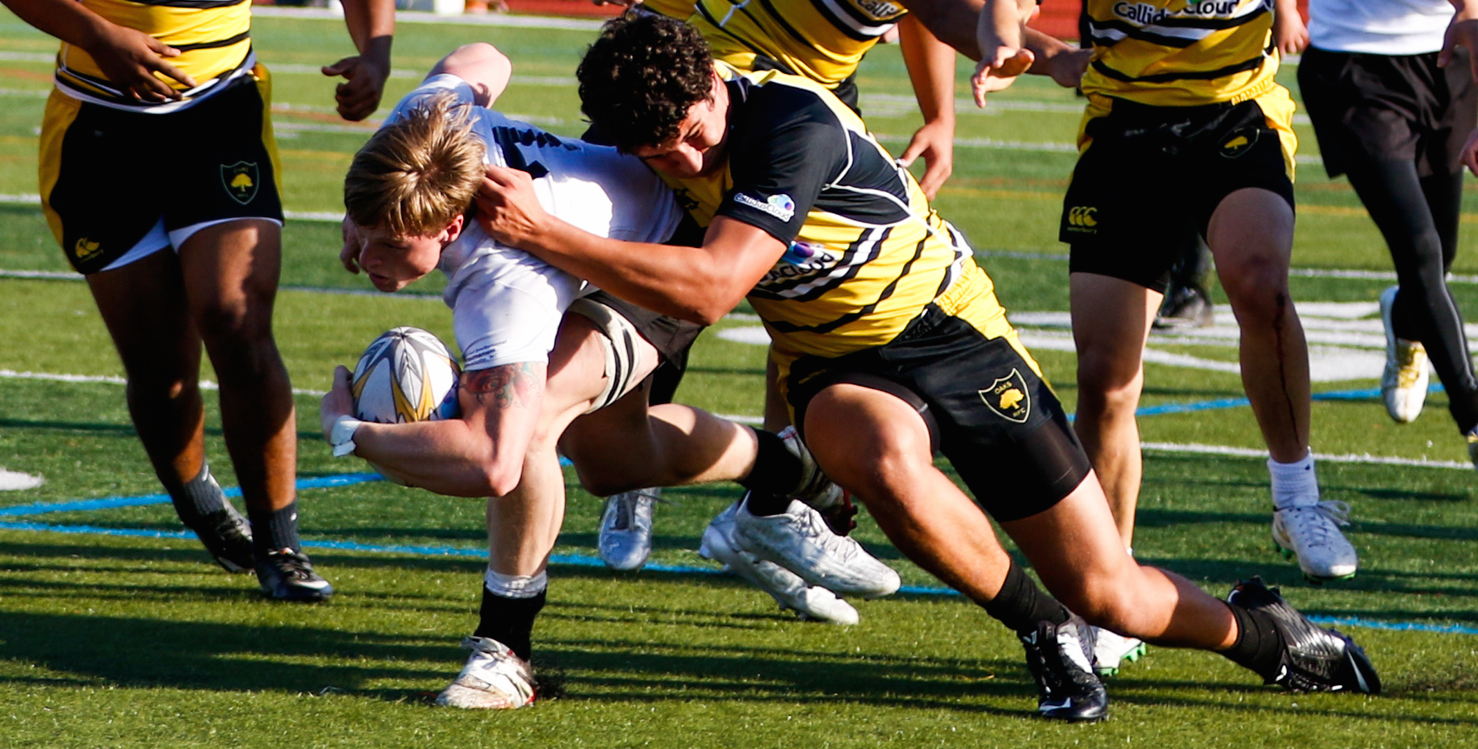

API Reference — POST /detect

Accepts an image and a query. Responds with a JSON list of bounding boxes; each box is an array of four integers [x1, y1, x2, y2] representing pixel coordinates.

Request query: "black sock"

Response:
[[737, 428, 802, 497], [169, 463, 228, 527], [1221, 602, 1284, 682], [982, 561, 1071, 633], [248, 499, 301, 557], [474, 586, 547, 661]]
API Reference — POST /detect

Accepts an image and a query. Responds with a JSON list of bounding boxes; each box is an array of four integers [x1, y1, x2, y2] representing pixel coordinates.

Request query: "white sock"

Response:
[[484, 567, 548, 599], [1268, 450, 1319, 510]]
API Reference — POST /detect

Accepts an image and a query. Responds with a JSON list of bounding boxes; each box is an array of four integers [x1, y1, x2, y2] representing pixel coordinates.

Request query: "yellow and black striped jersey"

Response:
[[638, 0, 696, 19], [1080, 0, 1279, 106], [55, 0, 254, 111], [691, 0, 906, 87], [662, 65, 1005, 360]]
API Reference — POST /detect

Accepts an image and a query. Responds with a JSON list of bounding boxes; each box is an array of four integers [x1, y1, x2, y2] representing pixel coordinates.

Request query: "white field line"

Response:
[[0, 368, 327, 397], [1143, 441, 1473, 471], [1, 365, 1457, 467], [0, 469, 44, 491], [0, 192, 344, 224], [0, 368, 768, 424]]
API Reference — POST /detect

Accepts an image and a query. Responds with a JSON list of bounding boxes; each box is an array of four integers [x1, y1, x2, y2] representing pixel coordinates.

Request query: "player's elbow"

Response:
[[686, 282, 747, 326]]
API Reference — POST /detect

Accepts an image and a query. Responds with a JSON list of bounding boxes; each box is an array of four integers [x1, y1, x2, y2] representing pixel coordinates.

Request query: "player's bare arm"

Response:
[[896, 15, 957, 199], [1272, 0, 1310, 55], [1, 0, 196, 101], [1440, 0, 1478, 80], [321, 360, 548, 496], [970, 0, 1037, 106], [322, 0, 396, 121], [427, 43, 513, 107]]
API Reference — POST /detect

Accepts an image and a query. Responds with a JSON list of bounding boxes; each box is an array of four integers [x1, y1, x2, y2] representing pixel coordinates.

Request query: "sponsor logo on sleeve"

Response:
[[733, 192, 796, 222]]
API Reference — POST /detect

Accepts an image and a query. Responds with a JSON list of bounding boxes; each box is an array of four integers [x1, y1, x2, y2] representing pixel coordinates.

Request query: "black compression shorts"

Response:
[[785, 305, 1091, 522]]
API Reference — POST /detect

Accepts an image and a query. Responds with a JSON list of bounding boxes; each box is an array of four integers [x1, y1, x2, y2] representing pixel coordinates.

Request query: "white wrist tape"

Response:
[[330, 415, 364, 458]]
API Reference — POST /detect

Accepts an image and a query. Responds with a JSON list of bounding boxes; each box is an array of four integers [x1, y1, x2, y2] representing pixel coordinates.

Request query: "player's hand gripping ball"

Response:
[[351, 327, 462, 424], [350, 327, 462, 484]]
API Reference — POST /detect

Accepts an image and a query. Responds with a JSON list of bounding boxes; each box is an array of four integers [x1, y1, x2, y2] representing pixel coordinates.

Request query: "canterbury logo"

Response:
[[1066, 206, 1098, 228]]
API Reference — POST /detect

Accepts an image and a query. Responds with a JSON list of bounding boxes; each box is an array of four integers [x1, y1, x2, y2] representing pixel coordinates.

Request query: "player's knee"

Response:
[[1076, 355, 1141, 411], [1059, 574, 1136, 632], [574, 467, 631, 498], [126, 374, 197, 405], [196, 296, 274, 349], [484, 463, 524, 499]]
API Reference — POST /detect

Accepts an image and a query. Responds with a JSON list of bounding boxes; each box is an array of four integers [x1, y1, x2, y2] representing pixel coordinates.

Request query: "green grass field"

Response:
[[2, 8, 1478, 747]]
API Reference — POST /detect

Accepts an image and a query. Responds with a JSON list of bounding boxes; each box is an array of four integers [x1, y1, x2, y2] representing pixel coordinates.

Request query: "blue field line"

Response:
[[0, 473, 387, 518], [1124, 383, 1442, 420], [2, 518, 1474, 636]]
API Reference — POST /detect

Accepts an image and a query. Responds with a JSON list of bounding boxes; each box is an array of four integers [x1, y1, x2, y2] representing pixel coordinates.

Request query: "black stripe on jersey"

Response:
[[1089, 53, 1265, 83], [696, 2, 787, 67], [491, 125, 574, 179], [931, 225, 967, 298], [754, 227, 886, 300], [129, 0, 248, 7], [806, 0, 886, 43], [814, 131, 912, 224], [55, 66, 125, 97], [171, 30, 251, 52], [756, 0, 818, 49], [766, 234, 928, 335], [1089, 20, 1199, 48]]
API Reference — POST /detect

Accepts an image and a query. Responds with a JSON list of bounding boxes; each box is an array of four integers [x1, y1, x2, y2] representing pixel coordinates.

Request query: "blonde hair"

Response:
[[344, 91, 486, 236]]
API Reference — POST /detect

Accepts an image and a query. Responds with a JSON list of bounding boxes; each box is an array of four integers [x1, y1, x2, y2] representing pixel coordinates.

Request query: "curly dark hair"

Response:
[[577, 13, 715, 151]]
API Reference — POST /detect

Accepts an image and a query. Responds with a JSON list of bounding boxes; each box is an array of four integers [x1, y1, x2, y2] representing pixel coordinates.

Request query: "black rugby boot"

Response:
[[1019, 614, 1109, 721], [1227, 576, 1380, 694]]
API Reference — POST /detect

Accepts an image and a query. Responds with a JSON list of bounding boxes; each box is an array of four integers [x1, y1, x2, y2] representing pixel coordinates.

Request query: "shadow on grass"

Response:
[[0, 608, 1044, 717]]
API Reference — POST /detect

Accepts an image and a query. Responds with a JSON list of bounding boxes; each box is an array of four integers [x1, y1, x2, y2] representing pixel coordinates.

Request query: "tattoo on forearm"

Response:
[[464, 362, 544, 409]]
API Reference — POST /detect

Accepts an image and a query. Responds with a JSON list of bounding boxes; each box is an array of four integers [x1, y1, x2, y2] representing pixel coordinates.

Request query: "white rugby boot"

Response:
[[597, 488, 659, 571], [1091, 628, 1146, 677], [1272, 501, 1358, 582], [731, 493, 900, 599], [1380, 286, 1430, 424], [700, 501, 859, 624], [435, 637, 536, 709], [776, 426, 858, 535]]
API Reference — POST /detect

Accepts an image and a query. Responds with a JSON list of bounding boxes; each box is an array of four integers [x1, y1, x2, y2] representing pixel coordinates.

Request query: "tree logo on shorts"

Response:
[[1220, 128, 1259, 159], [221, 162, 260, 205], [980, 369, 1031, 424]]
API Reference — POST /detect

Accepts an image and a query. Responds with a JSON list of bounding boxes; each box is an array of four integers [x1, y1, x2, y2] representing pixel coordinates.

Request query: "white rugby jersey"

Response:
[[1308, 0, 1454, 55], [382, 75, 683, 371]]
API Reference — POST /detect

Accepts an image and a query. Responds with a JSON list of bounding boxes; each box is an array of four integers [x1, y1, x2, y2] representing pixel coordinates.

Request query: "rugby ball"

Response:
[[351, 327, 462, 424]]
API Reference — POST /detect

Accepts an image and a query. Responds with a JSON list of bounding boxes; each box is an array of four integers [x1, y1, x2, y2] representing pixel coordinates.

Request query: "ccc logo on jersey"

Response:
[[980, 368, 1031, 424], [221, 161, 260, 205], [1065, 206, 1098, 233]]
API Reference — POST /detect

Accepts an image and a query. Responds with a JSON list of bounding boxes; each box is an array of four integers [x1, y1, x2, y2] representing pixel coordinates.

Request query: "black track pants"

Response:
[[1343, 157, 1478, 432]]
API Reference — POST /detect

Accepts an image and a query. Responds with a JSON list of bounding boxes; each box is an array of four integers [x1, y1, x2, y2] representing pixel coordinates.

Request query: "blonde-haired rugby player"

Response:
[[320, 43, 900, 709]]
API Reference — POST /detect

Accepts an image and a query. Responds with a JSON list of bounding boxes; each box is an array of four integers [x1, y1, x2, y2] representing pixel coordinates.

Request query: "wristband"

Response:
[[329, 415, 364, 458]]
